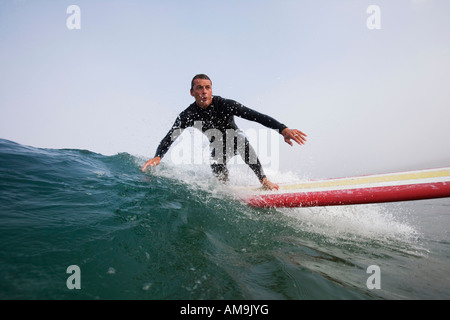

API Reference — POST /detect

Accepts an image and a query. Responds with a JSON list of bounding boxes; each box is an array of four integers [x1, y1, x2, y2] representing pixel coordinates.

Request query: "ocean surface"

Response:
[[0, 138, 449, 300]]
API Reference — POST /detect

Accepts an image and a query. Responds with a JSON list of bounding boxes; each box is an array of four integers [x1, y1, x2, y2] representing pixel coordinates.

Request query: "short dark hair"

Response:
[[191, 74, 212, 90]]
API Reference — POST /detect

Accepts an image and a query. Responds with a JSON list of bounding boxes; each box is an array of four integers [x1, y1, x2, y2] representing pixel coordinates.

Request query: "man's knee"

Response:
[[211, 164, 229, 182]]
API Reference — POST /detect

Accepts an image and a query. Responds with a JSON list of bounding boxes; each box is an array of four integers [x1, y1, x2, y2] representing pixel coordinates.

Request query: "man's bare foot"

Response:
[[260, 177, 279, 190]]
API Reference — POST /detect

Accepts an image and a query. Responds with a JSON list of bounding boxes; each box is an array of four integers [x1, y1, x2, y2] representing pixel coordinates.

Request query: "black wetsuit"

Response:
[[154, 95, 287, 181]]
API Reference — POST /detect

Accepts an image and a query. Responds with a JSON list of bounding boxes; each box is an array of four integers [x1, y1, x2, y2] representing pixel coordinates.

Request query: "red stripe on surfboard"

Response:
[[245, 182, 450, 208]]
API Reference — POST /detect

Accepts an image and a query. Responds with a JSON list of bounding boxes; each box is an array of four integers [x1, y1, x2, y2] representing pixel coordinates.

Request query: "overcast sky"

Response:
[[1, 0, 449, 178]]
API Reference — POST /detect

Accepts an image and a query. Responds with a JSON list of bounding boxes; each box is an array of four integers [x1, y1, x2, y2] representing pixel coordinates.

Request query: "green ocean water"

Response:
[[0, 138, 449, 300]]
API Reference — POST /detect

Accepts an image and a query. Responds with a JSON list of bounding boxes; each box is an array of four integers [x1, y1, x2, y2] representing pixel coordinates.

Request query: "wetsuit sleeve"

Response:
[[154, 117, 184, 159], [230, 101, 288, 133]]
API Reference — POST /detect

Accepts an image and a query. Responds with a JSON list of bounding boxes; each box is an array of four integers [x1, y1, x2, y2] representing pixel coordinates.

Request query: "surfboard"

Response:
[[237, 167, 450, 208]]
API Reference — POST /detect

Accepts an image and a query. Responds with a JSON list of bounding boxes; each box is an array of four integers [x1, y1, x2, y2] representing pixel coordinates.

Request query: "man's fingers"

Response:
[[142, 157, 161, 172], [142, 161, 154, 172], [285, 138, 293, 146], [291, 130, 307, 145], [282, 128, 307, 146]]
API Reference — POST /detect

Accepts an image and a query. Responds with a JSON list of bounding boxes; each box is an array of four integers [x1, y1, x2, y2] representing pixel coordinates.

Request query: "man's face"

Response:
[[190, 79, 212, 109]]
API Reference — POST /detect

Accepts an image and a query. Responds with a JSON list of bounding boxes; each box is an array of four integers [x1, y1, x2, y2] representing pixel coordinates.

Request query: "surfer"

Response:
[[141, 74, 307, 190]]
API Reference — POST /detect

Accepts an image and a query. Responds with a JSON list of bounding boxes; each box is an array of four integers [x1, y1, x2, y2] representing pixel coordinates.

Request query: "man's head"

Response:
[[190, 74, 213, 109]]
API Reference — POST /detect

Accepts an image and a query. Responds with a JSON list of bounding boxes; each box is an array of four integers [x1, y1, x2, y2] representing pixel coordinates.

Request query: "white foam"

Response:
[[276, 202, 422, 253], [228, 167, 422, 250], [139, 159, 424, 254]]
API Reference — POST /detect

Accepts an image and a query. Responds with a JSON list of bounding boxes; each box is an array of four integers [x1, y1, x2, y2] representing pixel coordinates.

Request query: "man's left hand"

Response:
[[281, 128, 307, 146]]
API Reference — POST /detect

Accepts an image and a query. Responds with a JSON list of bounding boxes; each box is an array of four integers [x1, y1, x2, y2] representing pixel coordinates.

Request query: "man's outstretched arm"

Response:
[[141, 116, 184, 172], [229, 100, 307, 146]]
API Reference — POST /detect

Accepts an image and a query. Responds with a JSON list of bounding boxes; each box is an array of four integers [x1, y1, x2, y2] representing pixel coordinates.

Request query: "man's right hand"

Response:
[[141, 157, 161, 172]]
